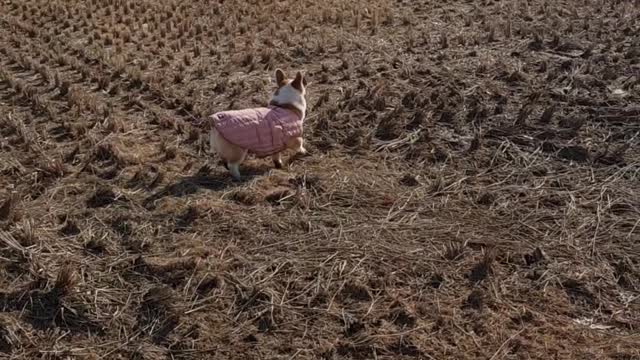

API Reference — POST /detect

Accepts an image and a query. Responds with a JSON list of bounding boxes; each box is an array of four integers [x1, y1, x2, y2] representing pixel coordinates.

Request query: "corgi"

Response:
[[207, 69, 308, 180]]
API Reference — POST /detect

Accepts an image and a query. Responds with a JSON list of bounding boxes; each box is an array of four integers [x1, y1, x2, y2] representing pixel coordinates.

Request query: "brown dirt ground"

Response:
[[1, 0, 639, 359]]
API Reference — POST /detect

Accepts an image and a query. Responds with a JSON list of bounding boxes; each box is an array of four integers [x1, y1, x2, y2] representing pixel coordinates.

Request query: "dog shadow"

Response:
[[142, 163, 272, 209]]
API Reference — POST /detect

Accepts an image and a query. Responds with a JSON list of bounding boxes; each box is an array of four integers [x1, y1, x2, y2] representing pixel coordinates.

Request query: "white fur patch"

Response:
[[271, 83, 307, 120]]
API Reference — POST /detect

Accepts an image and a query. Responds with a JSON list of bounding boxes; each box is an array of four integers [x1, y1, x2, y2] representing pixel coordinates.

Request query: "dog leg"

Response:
[[272, 153, 283, 169], [295, 138, 307, 155], [228, 162, 242, 181], [287, 137, 307, 155]]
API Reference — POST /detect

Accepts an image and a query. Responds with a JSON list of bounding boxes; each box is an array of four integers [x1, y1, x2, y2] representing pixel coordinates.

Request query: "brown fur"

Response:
[[291, 72, 304, 91]]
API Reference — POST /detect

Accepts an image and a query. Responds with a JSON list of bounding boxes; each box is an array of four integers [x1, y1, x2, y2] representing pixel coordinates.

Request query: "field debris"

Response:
[[0, 0, 639, 358]]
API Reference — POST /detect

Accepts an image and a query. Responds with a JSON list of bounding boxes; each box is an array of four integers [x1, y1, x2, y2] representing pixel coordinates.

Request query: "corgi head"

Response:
[[269, 69, 307, 120]]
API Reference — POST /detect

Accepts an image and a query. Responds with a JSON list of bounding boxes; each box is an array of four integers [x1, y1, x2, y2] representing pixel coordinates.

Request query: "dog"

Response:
[[206, 69, 308, 180]]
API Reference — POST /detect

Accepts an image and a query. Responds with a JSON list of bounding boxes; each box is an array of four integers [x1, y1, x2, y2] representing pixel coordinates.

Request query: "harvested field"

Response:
[[1, 0, 639, 358]]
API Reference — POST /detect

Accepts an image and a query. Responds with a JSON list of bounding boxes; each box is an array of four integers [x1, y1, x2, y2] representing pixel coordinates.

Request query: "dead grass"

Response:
[[0, 0, 639, 359]]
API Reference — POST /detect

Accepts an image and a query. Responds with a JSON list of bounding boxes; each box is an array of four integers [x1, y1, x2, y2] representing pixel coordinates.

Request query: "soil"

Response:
[[0, 0, 639, 359]]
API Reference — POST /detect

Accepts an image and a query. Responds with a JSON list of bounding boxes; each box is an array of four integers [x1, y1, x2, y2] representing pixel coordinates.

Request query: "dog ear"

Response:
[[275, 69, 287, 86], [291, 71, 304, 91]]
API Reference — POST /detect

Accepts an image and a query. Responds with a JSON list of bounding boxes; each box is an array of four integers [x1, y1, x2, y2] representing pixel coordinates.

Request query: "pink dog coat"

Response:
[[210, 106, 303, 157]]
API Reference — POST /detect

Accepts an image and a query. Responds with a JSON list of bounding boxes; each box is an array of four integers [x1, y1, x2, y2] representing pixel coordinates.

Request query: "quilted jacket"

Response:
[[210, 106, 303, 157]]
